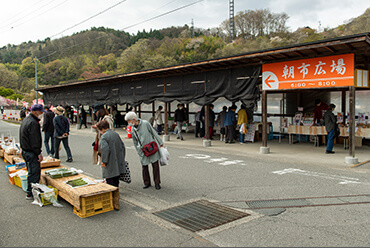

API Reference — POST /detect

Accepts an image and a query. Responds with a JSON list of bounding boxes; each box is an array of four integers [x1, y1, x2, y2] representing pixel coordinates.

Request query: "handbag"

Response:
[[119, 161, 131, 183], [133, 127, 159, 157]]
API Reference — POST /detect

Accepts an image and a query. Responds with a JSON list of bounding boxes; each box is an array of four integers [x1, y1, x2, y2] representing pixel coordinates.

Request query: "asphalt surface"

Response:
[[0, 120, 369, 247]]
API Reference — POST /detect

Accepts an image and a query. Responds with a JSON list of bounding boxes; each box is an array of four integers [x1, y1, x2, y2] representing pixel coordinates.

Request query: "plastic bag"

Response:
[[159, 147, 170, 166], [153, 120, 158, 129], [239, 123, 248, 135]]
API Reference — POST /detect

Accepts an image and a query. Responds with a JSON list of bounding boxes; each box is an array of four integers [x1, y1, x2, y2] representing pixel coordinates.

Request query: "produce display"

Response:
[[66, 178, 88, 187], [65, 177, 97, 189], [45, 168, 78, 179]]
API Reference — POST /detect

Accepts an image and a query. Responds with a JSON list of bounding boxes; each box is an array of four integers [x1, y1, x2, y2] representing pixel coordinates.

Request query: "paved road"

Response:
[[0, 120, 369, 247]]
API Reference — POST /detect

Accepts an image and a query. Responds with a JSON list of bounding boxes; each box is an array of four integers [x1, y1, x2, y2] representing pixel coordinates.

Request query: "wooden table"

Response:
[[41, 167, 119, 212], [287, 125, 367, 147]]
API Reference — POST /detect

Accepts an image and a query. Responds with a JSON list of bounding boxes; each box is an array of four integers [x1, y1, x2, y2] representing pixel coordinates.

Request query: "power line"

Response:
[[50, 0, 128, 39], [0, 0, 70, 35], [0, 0, 46, 27], [0, 0, 60, 31], [38, 0, 203, 61]]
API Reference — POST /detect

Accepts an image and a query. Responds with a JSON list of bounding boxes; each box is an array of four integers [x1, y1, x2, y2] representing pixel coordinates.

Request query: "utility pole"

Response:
[[191, 18, 194, 38], [35, 56, 38, 104], [229, 0, 235, 42]]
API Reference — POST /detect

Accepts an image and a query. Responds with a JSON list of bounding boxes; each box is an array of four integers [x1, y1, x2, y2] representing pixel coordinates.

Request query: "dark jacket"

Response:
[[324, 110, 337, 133], [19, 113, 42, 155], [53, 115, 70, 137], [224, 110, 236, 126], [208, 109, 215, 127], [174, 108, 187, 122], [20, 110, 26, 118], [42, 110, 55, 133]]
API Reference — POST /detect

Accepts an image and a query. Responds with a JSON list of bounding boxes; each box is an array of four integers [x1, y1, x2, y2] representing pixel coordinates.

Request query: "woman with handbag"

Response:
[[125, 111, 164, 190]]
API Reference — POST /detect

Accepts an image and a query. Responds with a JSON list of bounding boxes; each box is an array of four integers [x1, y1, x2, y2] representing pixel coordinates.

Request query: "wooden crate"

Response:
[[4, 152, 14, 164], [40, 159, 61, 168], [73, 192, 113, 218], [0, 149, 4, 158], [13, 157, 25, 164]]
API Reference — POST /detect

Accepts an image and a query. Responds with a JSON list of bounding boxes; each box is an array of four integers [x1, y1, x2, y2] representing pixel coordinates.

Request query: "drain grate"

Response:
[[153, 200, 249, 232], [246, 199, 313, 209]]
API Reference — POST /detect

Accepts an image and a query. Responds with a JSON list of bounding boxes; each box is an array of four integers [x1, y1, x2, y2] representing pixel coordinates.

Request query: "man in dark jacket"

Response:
[[42, 106, 55, 156], [324, 104, 337, 154], [53, 106, 73, 162], [19, 104, 45, 200], [174, 104, 187, 140]]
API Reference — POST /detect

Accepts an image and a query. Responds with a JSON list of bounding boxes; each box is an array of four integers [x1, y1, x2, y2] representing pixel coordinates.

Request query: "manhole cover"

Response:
[[246, 199, 312, 209], [153, 200, 249, 232]]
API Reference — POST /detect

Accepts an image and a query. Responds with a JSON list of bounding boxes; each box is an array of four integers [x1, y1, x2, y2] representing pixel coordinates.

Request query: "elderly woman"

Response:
[[125, 111, 163, 190], [96, 120, 127, 187]]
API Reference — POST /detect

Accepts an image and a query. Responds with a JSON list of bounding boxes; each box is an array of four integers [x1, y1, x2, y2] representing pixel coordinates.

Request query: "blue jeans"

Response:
[[326, 129, 335, 152], [22, 151, 41, 196], [44, 132, 55, 155], [54, 137, 72, 159], [156, 124, 163, 134], [239, 133, 245, 143]]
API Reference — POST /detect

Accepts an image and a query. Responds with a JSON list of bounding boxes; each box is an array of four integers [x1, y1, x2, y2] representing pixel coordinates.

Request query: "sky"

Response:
[[0, 0, 369, 47]]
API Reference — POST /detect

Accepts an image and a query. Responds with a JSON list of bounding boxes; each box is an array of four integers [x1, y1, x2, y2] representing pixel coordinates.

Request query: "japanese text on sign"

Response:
[[262, 53, 354, 90]]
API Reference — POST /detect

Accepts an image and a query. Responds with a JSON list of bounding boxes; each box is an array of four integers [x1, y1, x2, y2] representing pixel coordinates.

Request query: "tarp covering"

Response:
[[43, 65, 261, 108]]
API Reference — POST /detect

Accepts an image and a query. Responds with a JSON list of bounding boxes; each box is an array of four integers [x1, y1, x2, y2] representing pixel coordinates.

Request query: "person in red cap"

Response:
[[19, 104, 45, 200]]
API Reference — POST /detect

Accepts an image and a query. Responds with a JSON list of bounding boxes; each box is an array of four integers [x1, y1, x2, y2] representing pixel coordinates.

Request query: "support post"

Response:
[[76, 106, 81, 130], [203, 104, 211, 147], [341, 90, 346, 124], [346, 86, 358, 164], [260, 90, 270, 154], [152, 102, 155, 116], [138, 104, 141, 118], [163, 102, 170, 141]]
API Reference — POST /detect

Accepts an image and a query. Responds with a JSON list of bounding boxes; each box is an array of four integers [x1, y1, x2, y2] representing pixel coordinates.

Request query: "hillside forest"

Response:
[[0, 8, 369, 103]]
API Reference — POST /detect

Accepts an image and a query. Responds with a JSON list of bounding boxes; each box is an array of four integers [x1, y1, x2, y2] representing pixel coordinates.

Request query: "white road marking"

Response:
[[272, 168, 364, 185], [179, 154, 246, 166]]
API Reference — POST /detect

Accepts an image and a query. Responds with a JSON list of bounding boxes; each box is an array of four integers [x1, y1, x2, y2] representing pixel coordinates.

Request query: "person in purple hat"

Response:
[[19, 104, 45, 200]]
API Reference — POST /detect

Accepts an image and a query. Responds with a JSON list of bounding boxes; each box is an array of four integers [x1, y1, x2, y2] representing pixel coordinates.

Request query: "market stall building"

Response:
[[37, 33, 370, 164]]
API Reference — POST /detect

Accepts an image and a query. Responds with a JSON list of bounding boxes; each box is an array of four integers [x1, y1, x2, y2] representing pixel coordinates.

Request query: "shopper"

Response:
[[224, 105, 237, 144], [174, 104, 187, 141], [42, 106, 55, 156], [53, 106, 73, 162], [313, 99, 329, 146], [204, 104, 215, 140], [19, 104, 45, 200], [80, 107, 87, 129], [20, 108, 26, 121], [324, 104, 337, 154], [313, 99, 329, 125], [97, 120, 127, 188], [125, 111, 164, 190], [195, 110, 202, 138], [237, 105, 248, 144], [216, 106, 227, 141], [154, 106, 164, 135], [0, 106, 3, 115], [91, 105, 114, 165]]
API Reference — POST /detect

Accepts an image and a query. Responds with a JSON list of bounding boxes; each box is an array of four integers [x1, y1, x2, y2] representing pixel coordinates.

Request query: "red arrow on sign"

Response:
[[264, 75, 274, 88]]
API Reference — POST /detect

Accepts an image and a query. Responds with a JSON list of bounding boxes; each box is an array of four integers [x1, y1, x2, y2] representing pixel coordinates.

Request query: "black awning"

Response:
[[43, 65, 261, 108]]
